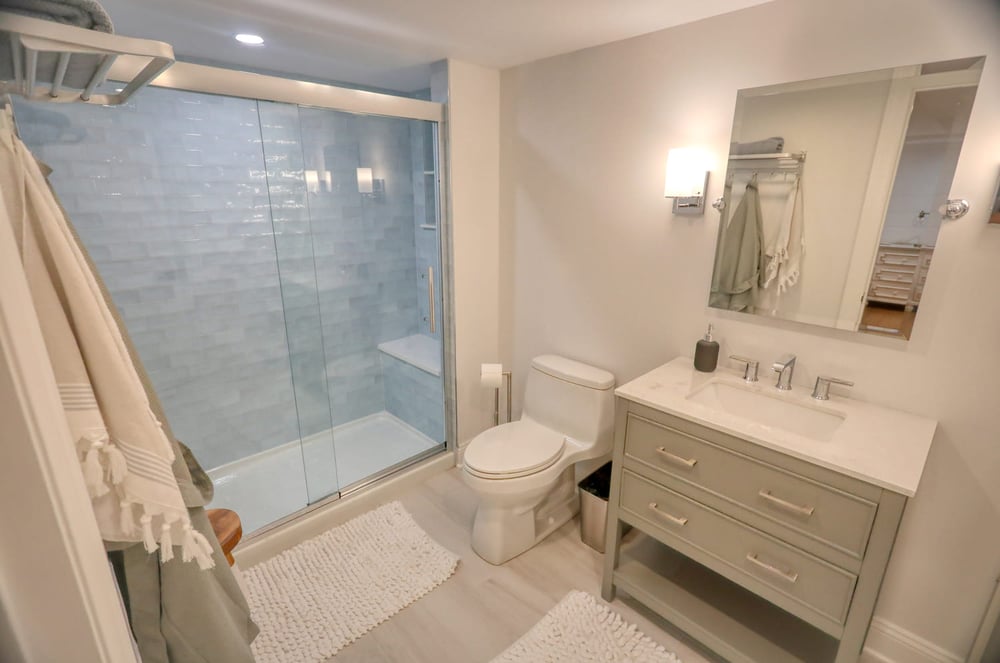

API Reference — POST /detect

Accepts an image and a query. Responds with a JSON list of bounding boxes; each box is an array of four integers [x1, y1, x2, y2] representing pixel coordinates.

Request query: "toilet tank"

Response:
[[522, 355, 616, 450]]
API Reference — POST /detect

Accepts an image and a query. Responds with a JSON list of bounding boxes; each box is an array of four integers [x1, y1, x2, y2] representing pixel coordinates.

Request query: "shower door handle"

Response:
[[427, 266, 436, 334]]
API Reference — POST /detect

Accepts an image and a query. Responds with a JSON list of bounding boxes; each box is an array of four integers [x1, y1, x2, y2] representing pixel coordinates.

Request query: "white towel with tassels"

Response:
[[761, 173, 805, 293], [0, 106, 213, 569], [755, 174, 805, 314]]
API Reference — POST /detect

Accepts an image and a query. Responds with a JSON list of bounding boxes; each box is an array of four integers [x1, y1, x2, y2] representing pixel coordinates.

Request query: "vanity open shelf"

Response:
[[617, 534, 838, 663], [602, 358, 936, 663]]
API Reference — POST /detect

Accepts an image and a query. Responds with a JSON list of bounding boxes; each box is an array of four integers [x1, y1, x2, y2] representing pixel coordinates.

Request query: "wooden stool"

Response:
[[207, 508, 242, 566]]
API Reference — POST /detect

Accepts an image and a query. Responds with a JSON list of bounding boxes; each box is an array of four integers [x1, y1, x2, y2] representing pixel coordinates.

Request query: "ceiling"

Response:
[[99, 0, 772, 92]]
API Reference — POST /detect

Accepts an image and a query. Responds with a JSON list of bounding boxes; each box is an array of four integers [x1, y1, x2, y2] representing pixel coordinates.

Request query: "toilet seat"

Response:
[[464, 420, 565, 479]]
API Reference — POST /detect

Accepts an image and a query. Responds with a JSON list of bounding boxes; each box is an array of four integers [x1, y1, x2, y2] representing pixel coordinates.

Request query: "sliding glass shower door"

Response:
[[14, 83, 447, 536], [260, 102, 446, 505]]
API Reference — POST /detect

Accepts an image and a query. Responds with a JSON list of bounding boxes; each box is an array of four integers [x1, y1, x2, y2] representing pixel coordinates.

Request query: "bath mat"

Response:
[[491, 590, 681, 663], [242, 501, 459, 663]]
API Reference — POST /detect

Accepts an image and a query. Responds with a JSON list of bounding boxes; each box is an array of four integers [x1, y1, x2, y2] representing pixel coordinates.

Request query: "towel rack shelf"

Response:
[[0, 12, 174, 106], [713, 152, 807, 211], [729, 152, 807, 163]]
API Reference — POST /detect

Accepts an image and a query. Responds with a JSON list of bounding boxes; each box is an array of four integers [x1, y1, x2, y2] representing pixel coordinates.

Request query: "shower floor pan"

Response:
[[208, 411, 441, 534]]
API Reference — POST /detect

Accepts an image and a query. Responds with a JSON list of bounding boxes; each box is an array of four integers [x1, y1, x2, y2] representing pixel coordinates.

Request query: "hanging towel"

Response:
[[710, 174, 763, 312], [46, 149, 258, 660], [0, 106, 214, 569], [776, 175, 805, 293], [760, 174, 805, 293], [0, 0, 114, 32]]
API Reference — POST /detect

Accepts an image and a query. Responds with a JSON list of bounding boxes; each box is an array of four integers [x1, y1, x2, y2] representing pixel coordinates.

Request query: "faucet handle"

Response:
[[729, 355, 759, 382], [812, 376, 854, 401]]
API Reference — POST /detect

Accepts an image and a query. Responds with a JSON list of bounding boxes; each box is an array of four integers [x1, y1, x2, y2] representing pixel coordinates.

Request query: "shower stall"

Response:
[[14, 70, 453, 534]]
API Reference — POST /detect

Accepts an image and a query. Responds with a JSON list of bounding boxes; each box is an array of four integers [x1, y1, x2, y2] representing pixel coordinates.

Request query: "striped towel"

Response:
[[0, 108, 213, 569]]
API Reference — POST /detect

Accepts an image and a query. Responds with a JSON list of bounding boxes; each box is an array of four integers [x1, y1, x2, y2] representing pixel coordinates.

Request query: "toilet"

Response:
[[462, 354, 616, 565]]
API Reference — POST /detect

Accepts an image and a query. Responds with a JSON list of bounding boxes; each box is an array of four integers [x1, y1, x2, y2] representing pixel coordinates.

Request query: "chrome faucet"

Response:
[[729, 355, 759, 383], [772, 354, 796, 391], [812, 375, 854, 400]]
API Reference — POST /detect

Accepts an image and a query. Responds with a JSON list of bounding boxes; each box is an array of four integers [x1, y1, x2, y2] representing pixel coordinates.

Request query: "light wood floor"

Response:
[[859, 303, 916, 339], [329, 468, 715, 662]]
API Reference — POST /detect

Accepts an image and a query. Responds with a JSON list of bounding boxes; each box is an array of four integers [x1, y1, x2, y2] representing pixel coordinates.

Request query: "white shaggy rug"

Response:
[[242, 501, 459, 663], [491, 591, 682, 663]]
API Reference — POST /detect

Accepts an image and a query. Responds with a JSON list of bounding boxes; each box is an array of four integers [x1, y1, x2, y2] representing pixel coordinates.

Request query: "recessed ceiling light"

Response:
[[235, 33, 264, 45]]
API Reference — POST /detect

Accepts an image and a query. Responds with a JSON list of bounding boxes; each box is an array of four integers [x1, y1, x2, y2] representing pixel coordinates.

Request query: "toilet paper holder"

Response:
[[493, 370, 512, 427], [481, 363, 512, 426]]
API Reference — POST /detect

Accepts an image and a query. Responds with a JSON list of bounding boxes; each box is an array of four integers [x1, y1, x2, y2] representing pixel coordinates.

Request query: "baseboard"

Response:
[[233, 452, 455, 567], [862, 617, 964, 663]]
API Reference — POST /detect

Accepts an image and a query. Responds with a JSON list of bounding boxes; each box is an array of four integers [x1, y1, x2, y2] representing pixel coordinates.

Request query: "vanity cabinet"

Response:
[[866, 244, 933, 309], [602, 399, 908, 663]]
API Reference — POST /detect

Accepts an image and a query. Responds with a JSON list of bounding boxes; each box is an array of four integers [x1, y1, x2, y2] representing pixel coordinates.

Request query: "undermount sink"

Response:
[[686, 380, 846, 442]]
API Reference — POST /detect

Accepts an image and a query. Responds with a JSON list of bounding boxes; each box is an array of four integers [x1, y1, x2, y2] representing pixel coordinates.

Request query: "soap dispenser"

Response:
[[694, 324, 720, 372]]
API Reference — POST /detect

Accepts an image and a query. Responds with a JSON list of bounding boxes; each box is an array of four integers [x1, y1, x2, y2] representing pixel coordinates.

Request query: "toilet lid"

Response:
[[464, 420, 566, 479]]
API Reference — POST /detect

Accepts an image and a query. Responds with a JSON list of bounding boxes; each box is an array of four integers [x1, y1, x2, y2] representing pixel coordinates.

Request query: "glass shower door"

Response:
[[258, 101, 341, 506], [290, 106, 446, 499], [258, 102, 445, 505]]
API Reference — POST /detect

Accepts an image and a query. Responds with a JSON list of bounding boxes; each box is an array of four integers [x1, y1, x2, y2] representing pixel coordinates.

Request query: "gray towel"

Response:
[[710, 175, 763, 312], [0, 0, 116, 94], [0, 0, 113, 32], [730, 137, 784, 155]]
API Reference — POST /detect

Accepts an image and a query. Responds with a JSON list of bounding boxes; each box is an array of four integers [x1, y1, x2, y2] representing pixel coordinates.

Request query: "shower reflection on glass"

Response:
[[14, 87, 447, 534]]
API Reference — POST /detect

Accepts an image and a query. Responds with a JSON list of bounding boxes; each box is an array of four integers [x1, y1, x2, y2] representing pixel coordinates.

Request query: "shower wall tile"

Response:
[[381, 353, 445, 442], [14, 90, 300, 470]]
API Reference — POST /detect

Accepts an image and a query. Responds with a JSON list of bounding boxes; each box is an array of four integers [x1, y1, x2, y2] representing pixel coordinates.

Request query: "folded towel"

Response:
[[731, 137, 784, 155], [0, 0, 114, 32], [0, 0, 115, 94]]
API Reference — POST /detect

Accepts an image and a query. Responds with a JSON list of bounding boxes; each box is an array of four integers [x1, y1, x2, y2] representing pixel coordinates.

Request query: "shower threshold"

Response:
[[208, 411, 442, 534]]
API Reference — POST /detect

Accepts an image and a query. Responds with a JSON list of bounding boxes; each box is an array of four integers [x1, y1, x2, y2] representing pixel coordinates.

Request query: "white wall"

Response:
[[499, 0, 1000, 658], [438, 60, 502, 448]]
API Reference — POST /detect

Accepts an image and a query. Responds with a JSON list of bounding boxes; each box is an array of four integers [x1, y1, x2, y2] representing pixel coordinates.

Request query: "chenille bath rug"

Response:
[[490, 590, 681, 662], [242, 501, 459, 663]]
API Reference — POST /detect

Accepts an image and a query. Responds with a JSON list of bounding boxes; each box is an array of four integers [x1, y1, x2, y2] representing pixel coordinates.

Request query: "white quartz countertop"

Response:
[[615, 357, 937, 496]]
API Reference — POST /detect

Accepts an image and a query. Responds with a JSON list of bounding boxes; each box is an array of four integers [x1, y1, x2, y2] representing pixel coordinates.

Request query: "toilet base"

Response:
[[471, 467, 580, 565]]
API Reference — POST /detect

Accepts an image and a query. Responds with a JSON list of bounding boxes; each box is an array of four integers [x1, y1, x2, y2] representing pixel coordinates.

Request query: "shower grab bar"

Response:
[[427, 266, 436, 334]]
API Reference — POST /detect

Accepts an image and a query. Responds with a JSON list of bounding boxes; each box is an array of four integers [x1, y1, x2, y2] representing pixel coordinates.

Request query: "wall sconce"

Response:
[[356, 167, 385, 200], [664, 147, 711, 215], [305, 170, 333, 194]]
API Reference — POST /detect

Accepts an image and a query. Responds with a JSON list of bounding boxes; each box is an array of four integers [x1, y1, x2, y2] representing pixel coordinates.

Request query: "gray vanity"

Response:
[[601, 358, 936, 663]]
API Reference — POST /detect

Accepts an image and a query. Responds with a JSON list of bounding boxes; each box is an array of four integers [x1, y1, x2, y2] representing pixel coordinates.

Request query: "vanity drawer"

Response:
[[623, 413, 877, 560], [620, 470, 857, 627]]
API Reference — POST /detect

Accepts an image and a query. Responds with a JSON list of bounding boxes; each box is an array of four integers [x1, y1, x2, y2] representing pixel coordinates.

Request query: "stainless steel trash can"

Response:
[[578, 462, 616, 553]]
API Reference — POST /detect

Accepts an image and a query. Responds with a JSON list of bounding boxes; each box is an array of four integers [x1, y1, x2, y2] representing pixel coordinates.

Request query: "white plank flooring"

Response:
[[328, 468, 715, 662]]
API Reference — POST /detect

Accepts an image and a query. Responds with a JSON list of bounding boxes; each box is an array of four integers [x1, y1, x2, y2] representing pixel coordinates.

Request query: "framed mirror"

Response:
[[709, 57, 984, 340]]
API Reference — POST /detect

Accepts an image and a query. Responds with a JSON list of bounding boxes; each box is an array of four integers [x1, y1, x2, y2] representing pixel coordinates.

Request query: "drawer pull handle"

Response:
[[746, 553, 799, 584], [655, 447, 698, 469], [647, 502, 688, 527], [758, 490, 815, 517]]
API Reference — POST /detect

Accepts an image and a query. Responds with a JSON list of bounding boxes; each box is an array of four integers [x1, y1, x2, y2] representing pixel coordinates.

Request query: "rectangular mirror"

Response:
[[709, 57, 984, 339]]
